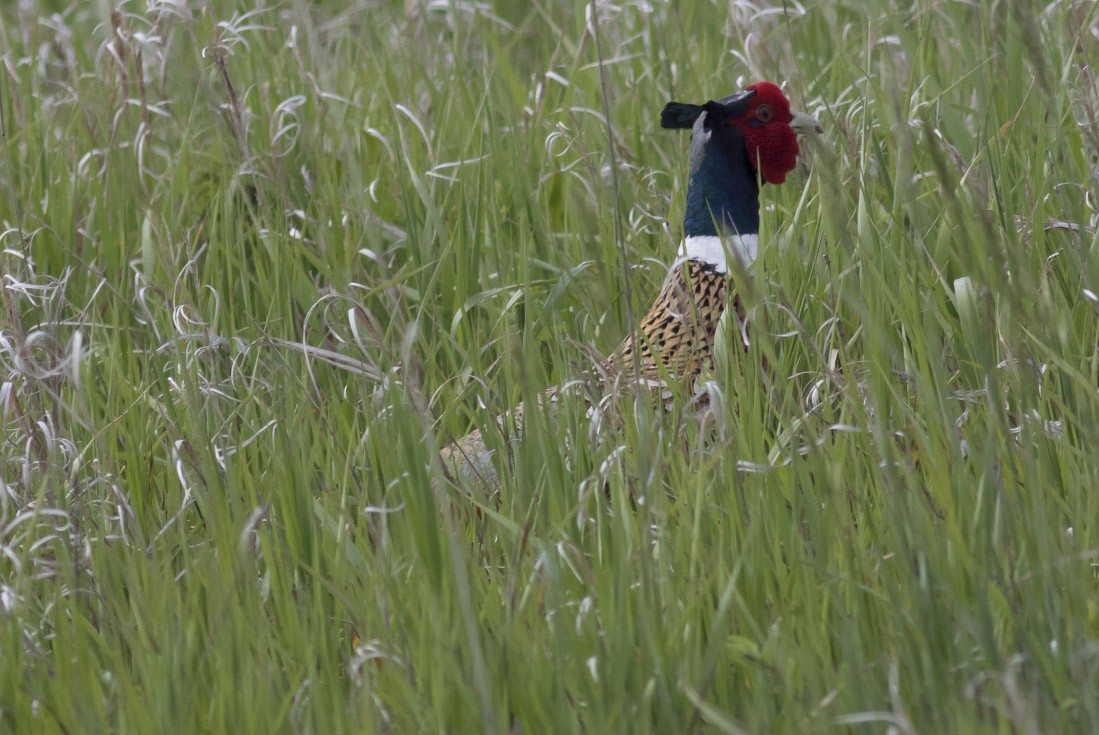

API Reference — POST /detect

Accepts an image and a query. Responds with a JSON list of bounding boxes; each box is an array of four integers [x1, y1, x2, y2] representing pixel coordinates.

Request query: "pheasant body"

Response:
[[441, 256, 739, 482]]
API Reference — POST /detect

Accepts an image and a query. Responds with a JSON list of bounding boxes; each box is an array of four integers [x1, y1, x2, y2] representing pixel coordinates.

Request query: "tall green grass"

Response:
[[1, 0, 1097, 732]]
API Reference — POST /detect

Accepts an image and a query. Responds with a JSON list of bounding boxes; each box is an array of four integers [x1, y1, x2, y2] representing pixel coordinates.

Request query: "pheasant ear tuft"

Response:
[[661, 102, 704, 129]]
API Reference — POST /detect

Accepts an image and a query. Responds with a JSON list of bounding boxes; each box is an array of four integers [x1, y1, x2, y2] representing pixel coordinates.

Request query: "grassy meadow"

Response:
[[2, 0, 1099, 731]]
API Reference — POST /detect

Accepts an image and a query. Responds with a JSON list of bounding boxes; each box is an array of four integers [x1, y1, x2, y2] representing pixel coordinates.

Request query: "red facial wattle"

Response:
[[734, 81, 802, 185], [744, 125, 800, 184]]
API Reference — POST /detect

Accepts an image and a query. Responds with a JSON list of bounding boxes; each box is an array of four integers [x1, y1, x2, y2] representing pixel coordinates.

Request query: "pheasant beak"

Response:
[[791, 109, 824, 135]]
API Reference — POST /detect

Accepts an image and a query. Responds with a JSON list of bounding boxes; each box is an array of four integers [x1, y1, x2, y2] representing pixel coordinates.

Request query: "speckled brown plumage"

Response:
[[598, 259, 733, 390], [440, 259, 743, 483]]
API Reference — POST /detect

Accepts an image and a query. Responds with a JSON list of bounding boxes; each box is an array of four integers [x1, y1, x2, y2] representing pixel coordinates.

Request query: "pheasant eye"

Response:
[[755, 104, 772, 123]]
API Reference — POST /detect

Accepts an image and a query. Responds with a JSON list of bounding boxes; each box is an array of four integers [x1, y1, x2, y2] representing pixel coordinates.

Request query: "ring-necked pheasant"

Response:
[[441, 81, 822, 485]]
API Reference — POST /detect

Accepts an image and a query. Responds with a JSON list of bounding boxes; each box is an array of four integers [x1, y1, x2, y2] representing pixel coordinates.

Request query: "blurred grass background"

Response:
[[1, 0, 1098, 732]]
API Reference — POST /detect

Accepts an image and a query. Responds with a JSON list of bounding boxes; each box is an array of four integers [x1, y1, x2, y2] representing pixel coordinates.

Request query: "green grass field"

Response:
[[2, 0, 1098, 732]]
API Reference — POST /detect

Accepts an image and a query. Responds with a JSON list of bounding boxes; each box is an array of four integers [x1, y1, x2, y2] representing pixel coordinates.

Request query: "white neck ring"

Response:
[[678, 234, 758, 274]]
